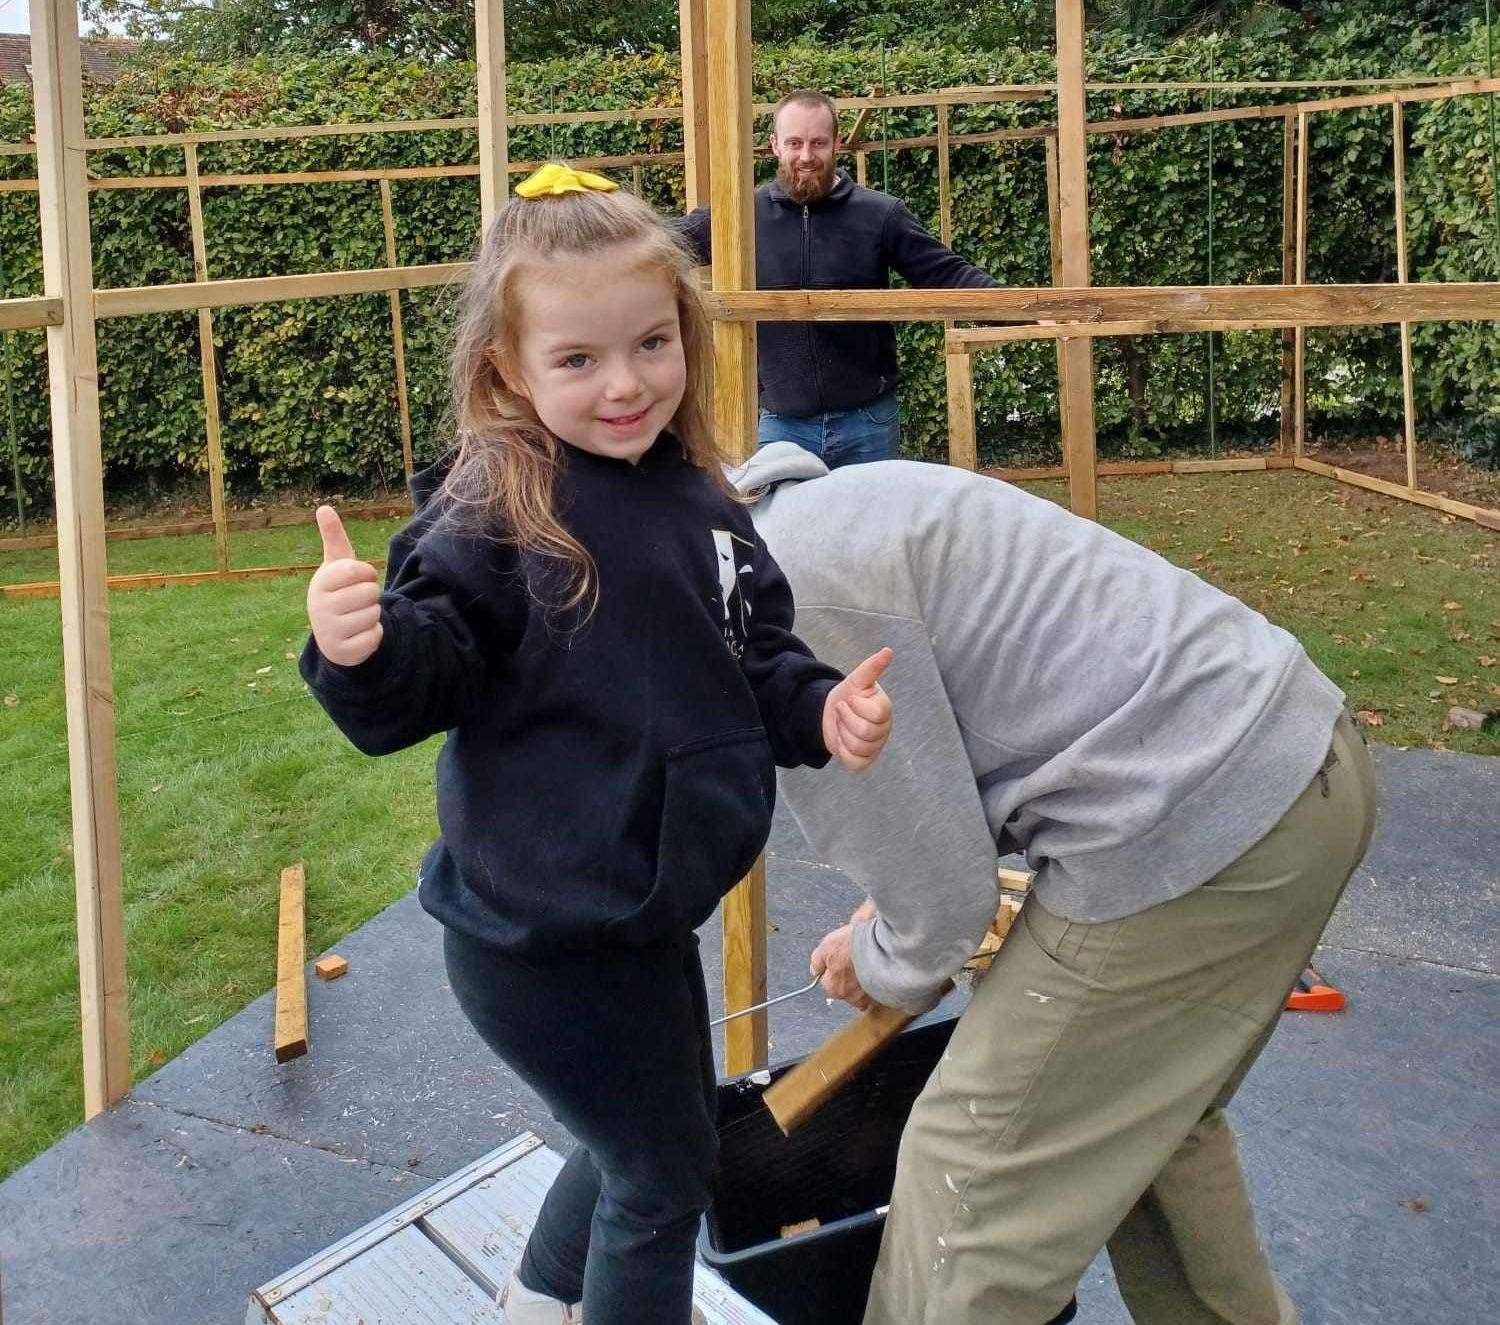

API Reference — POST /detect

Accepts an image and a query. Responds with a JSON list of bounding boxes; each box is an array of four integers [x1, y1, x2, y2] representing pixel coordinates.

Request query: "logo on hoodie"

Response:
[[711, 529, 756, 658]]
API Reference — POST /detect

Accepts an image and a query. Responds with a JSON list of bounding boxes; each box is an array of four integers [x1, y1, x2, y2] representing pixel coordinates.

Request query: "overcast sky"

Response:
[[0, 0, 30, 35], [0, 2, 126, 36]]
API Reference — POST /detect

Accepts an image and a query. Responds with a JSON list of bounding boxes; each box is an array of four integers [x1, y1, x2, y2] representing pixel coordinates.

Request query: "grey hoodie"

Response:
[[736, 444, 1347, 1013]]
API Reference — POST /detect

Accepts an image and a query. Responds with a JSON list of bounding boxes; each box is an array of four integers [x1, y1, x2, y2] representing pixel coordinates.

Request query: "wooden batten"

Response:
[[0, 562, 328, 600], [1392, 100, 1417, 490], [704, 0, 766, 1074], [0, 295, 63, 329], [763, 1003, 916, 1135], [275, 863, 309, 1063], [0, 499, 408, 554], [1279, 113, 1297, 455], [945, 351, 977, 470], [184, 144, 230, 573], [476, 0, 509, 226], [678, 0, 712, 210], [1294, 112, 1310, 458], [710, 282, 1500, 324], [1054, 0, 1099, 520], [30, 0, 131, 1119], [936, 103, 953, 246], [379, 180, 416, 477], [1295, 458, 1500, 531], [94, 262, 471, 320]]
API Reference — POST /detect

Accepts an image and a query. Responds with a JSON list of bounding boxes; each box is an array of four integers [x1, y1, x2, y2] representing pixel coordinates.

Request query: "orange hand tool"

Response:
[[1286, 963, 1346, 1012]]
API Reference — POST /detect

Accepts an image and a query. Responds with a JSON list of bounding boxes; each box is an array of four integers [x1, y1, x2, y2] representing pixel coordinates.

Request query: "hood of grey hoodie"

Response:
[[729, 441, 830, 496]]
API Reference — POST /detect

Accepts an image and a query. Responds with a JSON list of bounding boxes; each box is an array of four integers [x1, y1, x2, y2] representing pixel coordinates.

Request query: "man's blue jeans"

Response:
[[757, 390, 901, 468]]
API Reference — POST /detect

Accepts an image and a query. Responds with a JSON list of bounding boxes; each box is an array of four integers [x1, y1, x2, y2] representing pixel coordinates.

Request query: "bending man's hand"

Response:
[[810, 900, 879, 1011]]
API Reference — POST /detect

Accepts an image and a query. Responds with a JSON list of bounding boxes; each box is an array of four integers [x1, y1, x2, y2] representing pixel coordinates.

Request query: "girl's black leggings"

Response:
[[443, 926, 718, 1325]]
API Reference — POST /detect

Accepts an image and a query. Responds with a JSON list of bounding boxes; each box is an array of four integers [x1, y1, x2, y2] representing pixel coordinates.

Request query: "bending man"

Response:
[[736, 443, 1377, 1324]]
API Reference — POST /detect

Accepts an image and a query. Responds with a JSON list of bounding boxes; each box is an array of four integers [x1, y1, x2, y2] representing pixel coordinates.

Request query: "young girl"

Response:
[[301, 163, 893, 1325]]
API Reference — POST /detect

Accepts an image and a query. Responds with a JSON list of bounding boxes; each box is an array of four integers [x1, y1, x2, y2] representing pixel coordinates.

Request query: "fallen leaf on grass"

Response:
[[3, 693, 17, 707], [255, 665, 272, 675], [1355, 710, 1384, 727], [1480, 657, 1497, 668], [1441, 601, 1461, 611], [1435, 676, 1458, 685], [1349, 570, 1375, 583]]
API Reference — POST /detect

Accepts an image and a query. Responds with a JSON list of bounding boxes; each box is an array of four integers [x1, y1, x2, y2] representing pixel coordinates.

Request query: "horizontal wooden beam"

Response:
[[712, 282, 1500, 326], [1295, 457, 1500, 530], [0, 562, 327, 600], [0, 75, 1473, 159], [1086, 77, 1500, 139], [94, 262, 469, 320], [4, 147, 686, 196], [0, 499, 408, 553], [0, 296, 64, 330], [983, 456, 1297, 482]]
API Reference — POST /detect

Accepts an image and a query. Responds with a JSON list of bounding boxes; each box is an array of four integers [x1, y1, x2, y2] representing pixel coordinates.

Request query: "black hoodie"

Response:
[[300, 434, 840, 954], [677, 172, 997, 417]]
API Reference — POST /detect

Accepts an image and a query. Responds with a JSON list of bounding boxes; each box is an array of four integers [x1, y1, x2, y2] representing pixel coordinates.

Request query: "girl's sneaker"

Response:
[[498, 1271, 707, 1324], [499, 1273, 582, 1324]]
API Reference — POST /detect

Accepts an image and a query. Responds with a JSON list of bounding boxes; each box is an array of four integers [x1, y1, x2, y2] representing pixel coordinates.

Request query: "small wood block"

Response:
[[314, 954, 349, 982], [780, 1218, 820, 1238], [274, 863, 308, 1063], [997, 867, 1034, 890]]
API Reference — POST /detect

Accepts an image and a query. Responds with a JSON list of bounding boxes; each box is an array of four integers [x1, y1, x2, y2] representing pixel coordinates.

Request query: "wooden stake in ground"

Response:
[[275, 863, 309, 1063]]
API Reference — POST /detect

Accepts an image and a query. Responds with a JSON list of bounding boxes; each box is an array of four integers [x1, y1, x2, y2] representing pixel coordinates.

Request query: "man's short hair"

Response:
[[771, 90, 840, 140]]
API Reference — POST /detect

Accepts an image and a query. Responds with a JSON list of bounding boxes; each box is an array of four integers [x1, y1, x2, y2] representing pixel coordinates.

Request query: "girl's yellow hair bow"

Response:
[[515, 162, 620, 199]]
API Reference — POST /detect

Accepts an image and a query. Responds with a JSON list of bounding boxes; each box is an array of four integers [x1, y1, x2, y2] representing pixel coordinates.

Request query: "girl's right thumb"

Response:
[[316, 505, 356, 563]]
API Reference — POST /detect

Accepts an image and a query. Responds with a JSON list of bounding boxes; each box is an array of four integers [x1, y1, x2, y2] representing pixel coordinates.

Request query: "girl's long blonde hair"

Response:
[[443, 178, 731, 617]]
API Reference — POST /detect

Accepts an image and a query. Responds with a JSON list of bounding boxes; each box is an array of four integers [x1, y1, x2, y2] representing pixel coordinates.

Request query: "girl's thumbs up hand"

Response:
[[307, 505, 384, 667], [822, 646, 893, 772]]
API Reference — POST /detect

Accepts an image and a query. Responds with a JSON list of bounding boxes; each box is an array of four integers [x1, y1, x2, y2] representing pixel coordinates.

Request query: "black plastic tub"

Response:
[[699, 1015, 958, 1325]]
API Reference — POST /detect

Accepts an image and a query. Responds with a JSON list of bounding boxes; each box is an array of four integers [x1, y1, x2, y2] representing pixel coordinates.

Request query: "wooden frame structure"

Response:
[[4, 66, 1495, 586], [939, 77, 1500, 533], [4, 0, 1497, 1106]]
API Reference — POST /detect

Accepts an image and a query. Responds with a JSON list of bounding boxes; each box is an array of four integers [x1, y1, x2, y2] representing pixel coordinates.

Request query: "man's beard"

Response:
[[777, 157, 836, 204]]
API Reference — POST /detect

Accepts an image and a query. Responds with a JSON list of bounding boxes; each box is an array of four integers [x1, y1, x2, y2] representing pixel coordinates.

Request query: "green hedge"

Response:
[[1, 25, 1497, 517]]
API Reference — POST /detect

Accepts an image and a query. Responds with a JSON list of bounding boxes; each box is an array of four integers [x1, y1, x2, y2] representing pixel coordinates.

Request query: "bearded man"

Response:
[[678, 90, 998, 468]]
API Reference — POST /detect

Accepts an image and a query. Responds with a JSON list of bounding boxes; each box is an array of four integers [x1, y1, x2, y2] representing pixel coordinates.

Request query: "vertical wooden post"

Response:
[[936, 103, 953, 247], [705, 0, 766, 1073], [855, 150, 868, 187], [31, 0, 130, 1118], [678, 0, 713, 210], [476, 0, 509, 228], [184, 143, 229, 572], [1393, 100, 1417, 490], [1044, 132, 1071, 440], [945, 347, 976, 470], [1055, 0, 1098, 520], [1294, 111, 1309, 458], [379, 179, 415, 480], [1279, 112, 1297, 455]]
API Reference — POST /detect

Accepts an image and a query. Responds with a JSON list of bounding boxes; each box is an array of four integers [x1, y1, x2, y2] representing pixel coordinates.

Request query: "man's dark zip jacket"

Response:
[[677, 171, 997, 418], [300, 435, 841, 953]]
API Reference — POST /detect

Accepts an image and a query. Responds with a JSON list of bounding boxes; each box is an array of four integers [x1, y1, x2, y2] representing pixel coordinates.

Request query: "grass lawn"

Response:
[[1, 467, 1496, 1179]]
